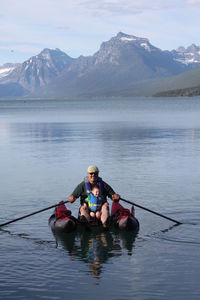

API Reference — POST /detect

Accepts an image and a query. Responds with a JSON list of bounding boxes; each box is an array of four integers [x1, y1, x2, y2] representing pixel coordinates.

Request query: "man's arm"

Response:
[[68, 181, 85, 203], [103, 181, 120, 201]]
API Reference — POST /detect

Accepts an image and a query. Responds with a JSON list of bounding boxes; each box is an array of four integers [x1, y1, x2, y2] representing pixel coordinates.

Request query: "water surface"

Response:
[[0, 97, 200, 299]]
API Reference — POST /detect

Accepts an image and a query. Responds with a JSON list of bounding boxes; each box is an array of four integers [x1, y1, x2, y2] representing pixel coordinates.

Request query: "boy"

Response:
[[84, 185, 102, 219]]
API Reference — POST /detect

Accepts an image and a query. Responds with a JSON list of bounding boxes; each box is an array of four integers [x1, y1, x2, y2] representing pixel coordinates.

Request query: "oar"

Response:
[[0, 200, 69, 228], [120, 197, 182, 225]]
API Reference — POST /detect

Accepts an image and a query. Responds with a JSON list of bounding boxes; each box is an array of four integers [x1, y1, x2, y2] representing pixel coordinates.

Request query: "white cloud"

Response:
[[187, 0, 200, 4], [80, 0, 183, 15]]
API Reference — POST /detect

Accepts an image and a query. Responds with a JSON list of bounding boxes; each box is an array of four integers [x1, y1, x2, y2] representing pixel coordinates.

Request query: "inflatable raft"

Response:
[[49, 201, 139, 233], [49, 202, 77, 233]]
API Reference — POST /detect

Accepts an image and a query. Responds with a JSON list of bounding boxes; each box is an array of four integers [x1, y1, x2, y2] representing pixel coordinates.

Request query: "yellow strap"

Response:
[[89, 203, 101, 208]]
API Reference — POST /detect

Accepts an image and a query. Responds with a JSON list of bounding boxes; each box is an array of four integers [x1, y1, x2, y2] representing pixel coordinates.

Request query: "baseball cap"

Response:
[[87, 165, 99, 173]]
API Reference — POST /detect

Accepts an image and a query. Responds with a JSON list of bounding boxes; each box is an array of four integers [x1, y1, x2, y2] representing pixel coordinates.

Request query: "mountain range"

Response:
[[1, 32, 200, 98]]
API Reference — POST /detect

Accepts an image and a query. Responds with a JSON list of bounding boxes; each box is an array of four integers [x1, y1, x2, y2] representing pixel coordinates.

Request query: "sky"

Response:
[[1, 0, 200, 65]]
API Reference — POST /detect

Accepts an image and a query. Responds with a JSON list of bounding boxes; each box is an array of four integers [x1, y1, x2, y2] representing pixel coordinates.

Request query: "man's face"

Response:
[[88, 172, 98, 184]]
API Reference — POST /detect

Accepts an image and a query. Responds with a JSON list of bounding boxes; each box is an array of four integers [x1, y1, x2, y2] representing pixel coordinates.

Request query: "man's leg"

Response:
[[101, 202, 109, 226], [80, 204, 90, 222]]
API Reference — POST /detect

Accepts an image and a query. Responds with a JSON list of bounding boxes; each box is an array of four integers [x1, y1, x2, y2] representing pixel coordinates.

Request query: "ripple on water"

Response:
[[153, 211, 200, 245]]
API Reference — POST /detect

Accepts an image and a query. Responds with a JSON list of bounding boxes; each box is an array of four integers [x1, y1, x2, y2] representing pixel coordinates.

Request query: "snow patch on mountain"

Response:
[[172, 44, 200, 65], [0, 66, 15, 79], [120, 36, 137, 42], [140, 42, 151, 52]]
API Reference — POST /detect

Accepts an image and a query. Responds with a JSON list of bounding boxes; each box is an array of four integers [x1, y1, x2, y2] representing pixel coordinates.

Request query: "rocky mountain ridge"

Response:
[[1, 32, 200, 97], [0, 48, 74, 92]]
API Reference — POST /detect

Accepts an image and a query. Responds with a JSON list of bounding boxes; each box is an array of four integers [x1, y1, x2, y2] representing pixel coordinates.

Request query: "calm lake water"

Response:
[[0, 97, 200, 300]]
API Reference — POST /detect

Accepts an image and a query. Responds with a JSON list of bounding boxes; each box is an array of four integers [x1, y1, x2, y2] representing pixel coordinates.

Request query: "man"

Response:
[[68, 165, 120, 228]]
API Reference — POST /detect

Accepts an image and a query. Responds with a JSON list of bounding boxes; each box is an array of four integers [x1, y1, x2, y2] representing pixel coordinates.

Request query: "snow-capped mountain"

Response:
[[39, 32, 187, 97], [116, 32, 158, 52], [0, 48, 74, 92], [172, 44, 200, 66], [91, 32, 159, 65], [1, 32, 200, 97], [54, 31, 186, 83]]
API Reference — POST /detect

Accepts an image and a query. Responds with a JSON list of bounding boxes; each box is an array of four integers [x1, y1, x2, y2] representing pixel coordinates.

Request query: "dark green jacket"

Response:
[[72, 179, 115, 204]]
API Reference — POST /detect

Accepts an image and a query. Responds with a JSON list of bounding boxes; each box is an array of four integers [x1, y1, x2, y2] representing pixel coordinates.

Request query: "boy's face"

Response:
[[92, 187, 100, 197]]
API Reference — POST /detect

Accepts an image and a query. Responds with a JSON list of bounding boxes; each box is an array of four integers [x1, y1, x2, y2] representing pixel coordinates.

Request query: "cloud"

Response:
[[80, 0, 182, 16], [187, 0, 200, 4], [56, 26, 70, 31]]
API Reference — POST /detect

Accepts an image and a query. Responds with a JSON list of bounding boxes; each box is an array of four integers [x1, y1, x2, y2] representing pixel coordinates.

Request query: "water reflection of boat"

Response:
[[51, 227, 138, 277]]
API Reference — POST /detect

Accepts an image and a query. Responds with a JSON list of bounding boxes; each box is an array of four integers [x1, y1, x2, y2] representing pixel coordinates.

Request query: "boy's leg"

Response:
[[90, 211, 95, 218], [96, 211, 101, 219]]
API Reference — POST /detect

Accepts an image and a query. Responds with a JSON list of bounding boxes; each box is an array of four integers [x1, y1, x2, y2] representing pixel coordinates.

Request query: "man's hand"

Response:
[[68, 195, 75, 203], [112, 193, 120, 202]]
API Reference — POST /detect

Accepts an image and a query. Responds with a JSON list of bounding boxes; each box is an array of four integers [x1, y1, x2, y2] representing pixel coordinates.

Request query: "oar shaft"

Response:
[[120, 198, 182, 225], [0, 200, 69, 228]]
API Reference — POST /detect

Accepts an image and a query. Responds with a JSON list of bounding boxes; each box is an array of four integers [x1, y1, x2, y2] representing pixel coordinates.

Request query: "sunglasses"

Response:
[[89, 172, 98, 175]]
